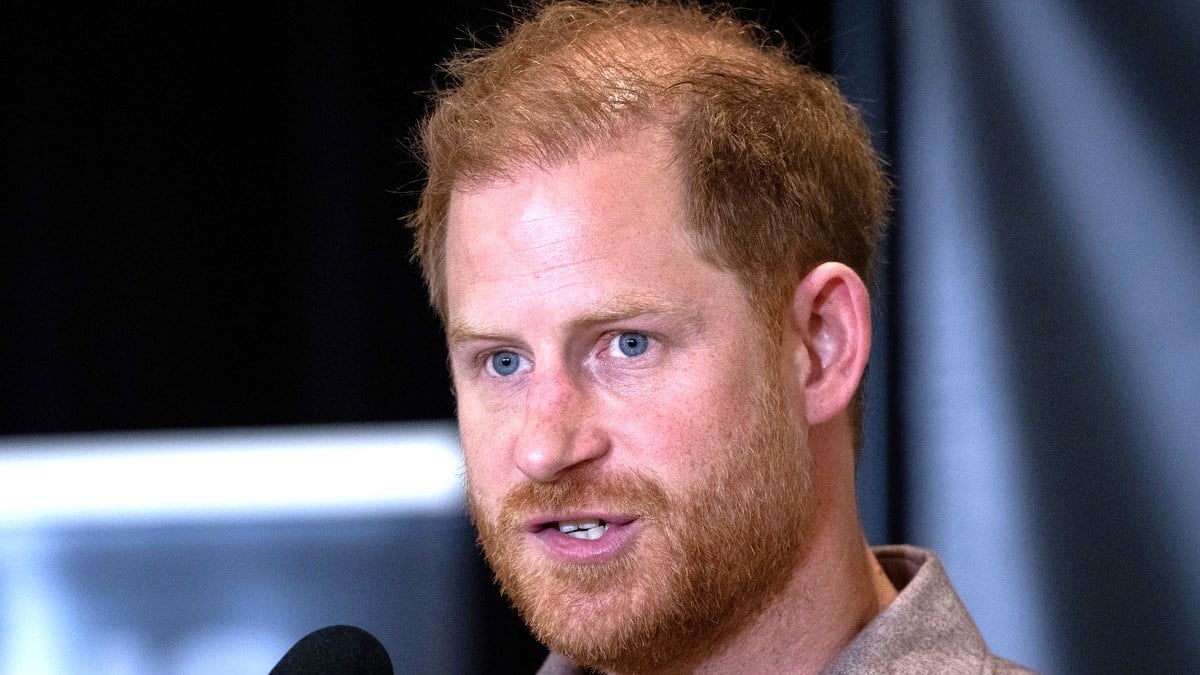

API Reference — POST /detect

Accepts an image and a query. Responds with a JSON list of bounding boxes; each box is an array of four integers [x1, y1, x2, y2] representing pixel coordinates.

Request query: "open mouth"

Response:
[[552, 518, 609, 540], [527, 514, 634, 539], [525, 514, 638, 561]]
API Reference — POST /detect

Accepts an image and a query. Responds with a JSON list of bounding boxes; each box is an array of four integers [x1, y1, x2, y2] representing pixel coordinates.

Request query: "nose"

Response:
[[514, 366, 610, 482]]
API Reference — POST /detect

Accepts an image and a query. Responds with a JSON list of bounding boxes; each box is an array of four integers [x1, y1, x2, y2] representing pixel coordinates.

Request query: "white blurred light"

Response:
[[0, 423, 463, 527]]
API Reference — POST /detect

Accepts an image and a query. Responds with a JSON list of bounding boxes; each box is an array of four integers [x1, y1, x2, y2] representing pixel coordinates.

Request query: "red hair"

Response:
[[411, 0, 888, 323], [409, 0, 890, 445]]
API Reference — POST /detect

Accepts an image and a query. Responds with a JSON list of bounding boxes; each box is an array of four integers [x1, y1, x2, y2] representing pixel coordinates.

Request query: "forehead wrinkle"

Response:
[[458, 208, 610, 266], [465, 224, 661, 289], [452, 251, 615, 301]]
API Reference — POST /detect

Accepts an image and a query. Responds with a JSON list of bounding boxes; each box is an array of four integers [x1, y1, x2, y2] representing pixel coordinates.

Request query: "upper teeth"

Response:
[[557, 519, 608, 540]]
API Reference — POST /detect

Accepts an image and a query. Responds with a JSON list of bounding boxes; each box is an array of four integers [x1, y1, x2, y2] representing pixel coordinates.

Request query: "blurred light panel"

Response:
[[0, 423, 474, 675], [0, 423, 463, 527]]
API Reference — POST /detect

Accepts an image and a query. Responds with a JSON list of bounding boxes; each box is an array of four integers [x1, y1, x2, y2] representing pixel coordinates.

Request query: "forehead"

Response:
[[449, 131, 682, 239], [442, 133, 727, 325]]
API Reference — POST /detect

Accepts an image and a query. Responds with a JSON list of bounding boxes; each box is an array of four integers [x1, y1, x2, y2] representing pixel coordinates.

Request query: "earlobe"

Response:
[[790, 263, 872, 425]]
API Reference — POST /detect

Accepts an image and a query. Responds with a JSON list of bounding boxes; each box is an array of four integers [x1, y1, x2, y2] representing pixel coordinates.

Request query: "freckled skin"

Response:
[[446, 134, 776, 523], [443, 129, 820, 672], [442, 126, 899, 675]]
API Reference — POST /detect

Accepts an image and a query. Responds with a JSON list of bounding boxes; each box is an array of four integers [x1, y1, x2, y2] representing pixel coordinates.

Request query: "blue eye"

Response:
[[490, 351, 522, 376], [615, 332, 649, 357]]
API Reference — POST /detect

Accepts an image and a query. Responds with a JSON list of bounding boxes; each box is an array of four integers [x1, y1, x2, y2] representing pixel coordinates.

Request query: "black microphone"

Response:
[[269, 625, 393, 675]]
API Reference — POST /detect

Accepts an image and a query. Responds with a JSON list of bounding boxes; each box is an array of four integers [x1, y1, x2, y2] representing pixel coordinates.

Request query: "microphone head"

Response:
[[269, 624, 393, 675]]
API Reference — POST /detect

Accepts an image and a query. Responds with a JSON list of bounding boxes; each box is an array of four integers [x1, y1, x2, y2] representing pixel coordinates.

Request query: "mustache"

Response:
[[493, 471, 671, 526]]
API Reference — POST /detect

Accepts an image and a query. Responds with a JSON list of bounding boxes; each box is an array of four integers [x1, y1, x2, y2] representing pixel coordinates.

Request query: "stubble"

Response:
[[469, 365, 814, 673]]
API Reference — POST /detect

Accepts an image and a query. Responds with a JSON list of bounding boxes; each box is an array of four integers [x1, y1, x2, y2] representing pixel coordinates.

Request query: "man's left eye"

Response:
[[609, 332, 650, 357]]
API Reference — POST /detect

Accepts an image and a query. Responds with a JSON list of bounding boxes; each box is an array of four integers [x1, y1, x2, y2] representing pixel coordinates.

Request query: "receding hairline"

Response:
[[412, 0, 889, 329], [446, 118, 683, 197], [426, 3, 794, 180]]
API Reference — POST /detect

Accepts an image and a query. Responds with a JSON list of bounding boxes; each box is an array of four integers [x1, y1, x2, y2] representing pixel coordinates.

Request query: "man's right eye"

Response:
[[488, 351, 523, 377]]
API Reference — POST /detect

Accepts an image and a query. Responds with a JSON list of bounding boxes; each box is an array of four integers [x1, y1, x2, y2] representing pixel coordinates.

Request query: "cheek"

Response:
[[461, 448, 507, 519], [609, 375, 754, 478], [457, 401, 520, 512]]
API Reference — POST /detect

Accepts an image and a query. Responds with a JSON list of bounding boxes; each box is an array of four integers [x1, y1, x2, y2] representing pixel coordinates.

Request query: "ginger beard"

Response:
[[468, 357, 815, 673]]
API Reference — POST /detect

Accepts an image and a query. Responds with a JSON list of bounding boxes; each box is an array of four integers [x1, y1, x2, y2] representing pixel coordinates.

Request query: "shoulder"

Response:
[[822, 545, 1036, 674]]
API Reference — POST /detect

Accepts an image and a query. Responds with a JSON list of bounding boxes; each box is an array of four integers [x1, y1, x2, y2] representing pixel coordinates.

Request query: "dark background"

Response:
[[2, 3, 835, 671], [1, 2, 833, 436]]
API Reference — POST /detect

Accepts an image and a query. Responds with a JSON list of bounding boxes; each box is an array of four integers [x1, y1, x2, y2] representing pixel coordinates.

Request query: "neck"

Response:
[[677, 420, 896, 675]]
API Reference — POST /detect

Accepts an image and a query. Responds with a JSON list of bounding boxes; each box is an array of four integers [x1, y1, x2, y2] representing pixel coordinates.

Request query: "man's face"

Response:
[[444, 132, 814, 672]]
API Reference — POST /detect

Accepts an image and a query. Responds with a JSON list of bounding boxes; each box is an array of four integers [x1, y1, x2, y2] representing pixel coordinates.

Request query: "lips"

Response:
[[524, 513, 640, 562]]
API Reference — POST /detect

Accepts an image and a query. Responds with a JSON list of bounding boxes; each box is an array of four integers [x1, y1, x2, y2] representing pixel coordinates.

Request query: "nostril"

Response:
[[513, 409, 612, 482]]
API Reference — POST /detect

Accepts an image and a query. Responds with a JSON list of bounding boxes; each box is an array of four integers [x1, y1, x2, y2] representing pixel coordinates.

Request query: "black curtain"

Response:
[[2, 4, 465, 433]]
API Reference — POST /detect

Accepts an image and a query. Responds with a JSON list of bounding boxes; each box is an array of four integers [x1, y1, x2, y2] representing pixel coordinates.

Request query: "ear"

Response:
[[790, 262, 872, 425]]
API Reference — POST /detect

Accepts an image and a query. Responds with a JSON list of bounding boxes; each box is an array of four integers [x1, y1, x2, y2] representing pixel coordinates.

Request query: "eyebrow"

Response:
[[446, 293, 702, 347]]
